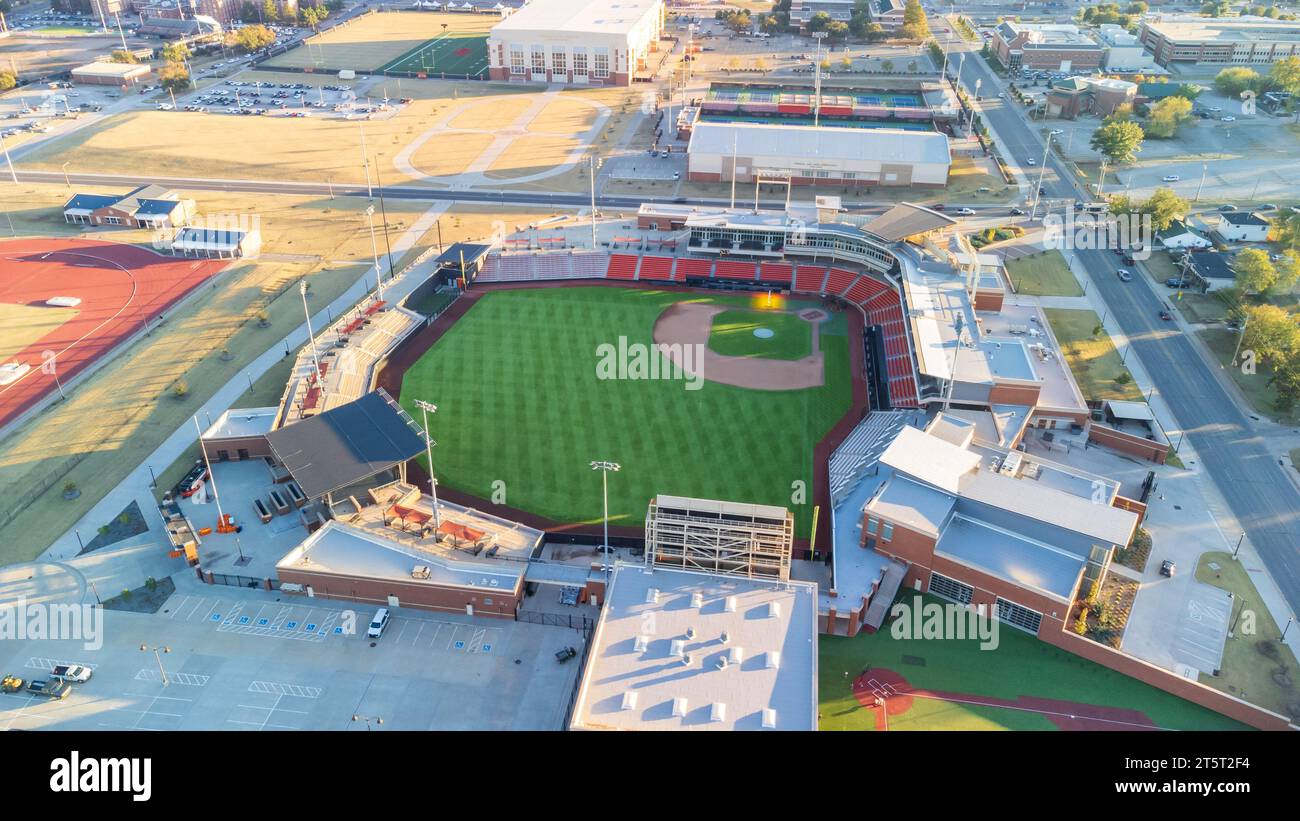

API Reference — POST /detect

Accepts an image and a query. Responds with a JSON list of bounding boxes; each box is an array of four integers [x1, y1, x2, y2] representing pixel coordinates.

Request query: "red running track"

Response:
[[0, 238, 228, 428]]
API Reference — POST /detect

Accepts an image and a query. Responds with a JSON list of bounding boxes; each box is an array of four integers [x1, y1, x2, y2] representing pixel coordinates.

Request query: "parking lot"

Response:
[[164, 76, 408, 121], [0, 579, 584, 731]]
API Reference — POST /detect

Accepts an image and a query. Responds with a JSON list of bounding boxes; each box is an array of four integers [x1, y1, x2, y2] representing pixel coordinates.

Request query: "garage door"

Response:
[[995, 597, 1043, 634], [928, 572, 973, 605]]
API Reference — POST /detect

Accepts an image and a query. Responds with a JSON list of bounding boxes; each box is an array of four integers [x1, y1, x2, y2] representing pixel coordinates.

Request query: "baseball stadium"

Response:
[[372, 200, 944, 554]]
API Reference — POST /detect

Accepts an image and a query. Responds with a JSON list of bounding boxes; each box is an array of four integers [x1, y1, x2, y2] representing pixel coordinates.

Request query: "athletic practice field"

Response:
[[262, 11, 491, 75], [393, 286, 854, 537], [0, 238, 227, 429], [819, 598, 1247, 731]]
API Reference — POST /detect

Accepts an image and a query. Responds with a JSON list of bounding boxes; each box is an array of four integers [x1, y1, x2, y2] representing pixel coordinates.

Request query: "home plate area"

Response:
[[852, 668, 1162, 731]]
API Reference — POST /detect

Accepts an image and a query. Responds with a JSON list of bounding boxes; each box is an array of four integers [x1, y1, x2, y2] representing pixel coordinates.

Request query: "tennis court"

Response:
[[261, 11, 492, 74]]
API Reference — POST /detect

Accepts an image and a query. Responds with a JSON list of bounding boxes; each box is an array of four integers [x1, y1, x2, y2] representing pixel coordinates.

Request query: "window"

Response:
[[866, 518, 878, 535], [103, 216, 121, 225], [928, 572, 974, 605], [880, 523, 894, 541], [552, 47, 566, 74], [572, 47, 588, 75], [593, 47, 610, 78], [509, 45, 525, 75], [995, 597, 1043, 633], [531, 45, 545, 74]]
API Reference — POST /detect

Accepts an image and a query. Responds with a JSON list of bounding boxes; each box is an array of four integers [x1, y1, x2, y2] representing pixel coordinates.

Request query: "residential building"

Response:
[[1156, 219, 1212, 250], [1213, 211, 1271, 243]]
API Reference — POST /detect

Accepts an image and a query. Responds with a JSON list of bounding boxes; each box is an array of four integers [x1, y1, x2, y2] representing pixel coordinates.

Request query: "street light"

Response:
[[140, 644, 171, 686], [590, 461, 620, 579], [1029, 129, 1060, 221], [61, 161, 71, 189], [352, 714, 384, 731], [414, 399, 441, 529], [299, 280, 322, 383]]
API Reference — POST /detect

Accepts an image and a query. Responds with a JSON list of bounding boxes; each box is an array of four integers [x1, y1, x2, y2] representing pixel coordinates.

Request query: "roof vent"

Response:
[[710, 702, 727, 723], [728, 647, 744, 665], [762, 708, 777, 729], [724, 595, 737, 613], [411, 565, 431, 580], [620, 691, 638, 711], [766, 651, 781, 670], [672, 697, 688, 717], [633, 634, 649, 653], [645, 587, 660, 604], [685, 626, 696, 640], [690, 591, 704, 608], [720, 631, 730, 644], [682, 654, 692, 667], [716, 656, 729, 670], [670, 638, 685, 657]]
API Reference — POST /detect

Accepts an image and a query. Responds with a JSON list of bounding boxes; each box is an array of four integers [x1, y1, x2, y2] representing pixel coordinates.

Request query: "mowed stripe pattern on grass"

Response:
[[396, 287, 853, 537]]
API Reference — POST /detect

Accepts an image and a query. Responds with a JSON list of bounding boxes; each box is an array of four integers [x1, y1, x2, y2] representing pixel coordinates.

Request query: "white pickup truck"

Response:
[[50, 664, 92, 683]]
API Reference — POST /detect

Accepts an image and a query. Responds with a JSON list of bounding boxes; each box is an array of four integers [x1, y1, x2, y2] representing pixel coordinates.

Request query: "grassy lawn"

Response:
[[1196, 552, 1300, 721], [1004, 250, 1083, 297], [707, 309, 813, 361], [819, 595, 1248, 730], [396, 287, 853, 537], [1044, 308, 1144, 402], [1199, 326, 1300, 424]]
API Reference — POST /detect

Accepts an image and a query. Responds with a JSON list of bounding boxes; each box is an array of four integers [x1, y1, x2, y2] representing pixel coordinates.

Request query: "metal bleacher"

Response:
[[828, 410, 916, 504]]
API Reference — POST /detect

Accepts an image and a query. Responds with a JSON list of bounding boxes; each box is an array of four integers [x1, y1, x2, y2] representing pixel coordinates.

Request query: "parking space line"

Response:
[[26, 656, 98, 671]]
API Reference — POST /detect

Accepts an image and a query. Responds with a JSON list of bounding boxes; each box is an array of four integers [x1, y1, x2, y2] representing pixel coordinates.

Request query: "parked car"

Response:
[[26, 678, 71, 699], [51, 664, 91, 683], [1162, 174, 1180, 182], [1159, 308, 1173, 321], [1165, 277, 1188, 288], [1221, 115, 1235, 122], [1160, 559, 1176, 577], [956, 207, 976, 216], [930, 203, 945, 211], [1117, 269, 1133, 282], [366, 607, 390, 639], [1026, 158, 1037, 166]]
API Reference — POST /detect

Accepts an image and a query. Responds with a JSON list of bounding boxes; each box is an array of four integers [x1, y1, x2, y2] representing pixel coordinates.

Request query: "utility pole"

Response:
[[1195, 162, 1208, 203], [1029, 131, 1057, 221]]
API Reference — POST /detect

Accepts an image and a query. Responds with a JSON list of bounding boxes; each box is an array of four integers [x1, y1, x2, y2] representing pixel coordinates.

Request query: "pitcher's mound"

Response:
[[653, 302, 824, 391]]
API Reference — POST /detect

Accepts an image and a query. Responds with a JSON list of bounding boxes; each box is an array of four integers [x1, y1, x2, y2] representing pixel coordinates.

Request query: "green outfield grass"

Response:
[[1005, 250, 1082, 297], [396, 287, 853, 536], [819, 595, 1250, 731], [707, 309, 813, 361]]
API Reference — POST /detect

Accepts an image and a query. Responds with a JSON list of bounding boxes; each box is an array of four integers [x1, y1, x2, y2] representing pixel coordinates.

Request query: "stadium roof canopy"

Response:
[[862, 202, 956, 242], [265, 390, 426, 499]]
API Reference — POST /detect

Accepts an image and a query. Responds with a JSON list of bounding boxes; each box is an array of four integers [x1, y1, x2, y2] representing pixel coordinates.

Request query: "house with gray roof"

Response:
[[62, 185, 195, 229]]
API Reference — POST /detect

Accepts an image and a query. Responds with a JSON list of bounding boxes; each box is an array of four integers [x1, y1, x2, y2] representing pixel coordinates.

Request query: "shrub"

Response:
[[172, 379, 189, 398], [121, 588, 132, 601], [63, 481, 78, 493], [1073, 609, 1089, 635], [145, 577, 157, 591]]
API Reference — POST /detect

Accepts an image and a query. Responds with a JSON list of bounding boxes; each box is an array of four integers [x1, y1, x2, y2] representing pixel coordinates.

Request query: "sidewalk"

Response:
[[35, 201, 454, 603]]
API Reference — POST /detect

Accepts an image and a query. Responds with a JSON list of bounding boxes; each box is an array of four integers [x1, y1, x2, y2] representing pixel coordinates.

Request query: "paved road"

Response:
[[955, 46, 1300, 614]]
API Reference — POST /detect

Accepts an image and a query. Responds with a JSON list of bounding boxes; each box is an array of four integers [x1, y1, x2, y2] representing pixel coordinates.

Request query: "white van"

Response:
[[366, 607, 390, 638]]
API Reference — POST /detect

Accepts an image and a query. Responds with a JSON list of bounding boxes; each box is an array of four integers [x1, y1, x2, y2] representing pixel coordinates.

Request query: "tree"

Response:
[[1090, 119, 1145, 164], [229, 24, 276, 53], [807, 11, 831, 31], [1273, 209, 1300, 250], [1139, 187, 1188, 232], [1235, 247, 1278, 294], [1201, 0, 1231, 16], [1104, 102, 1135, 123], [1241, 304, 1299, 367], [1144, 96, 1193, 138], [159, 62, 191, 93], [1272, 250, 1300, 295], [110, 50, 138, 64], [863, 22, 886, 42], [161, 42, 192, 65], [0, 71, 15, 92], [1215, 66, 1261, 97], [900, 0, 930, 40], [881, 59, 895, 73], [826, 20, 849, 40], [1269, 56, 1300, 120], [262, 0, 278, 22], [1172, 83, 1201, 101], [1125, 1, 1148, 12]]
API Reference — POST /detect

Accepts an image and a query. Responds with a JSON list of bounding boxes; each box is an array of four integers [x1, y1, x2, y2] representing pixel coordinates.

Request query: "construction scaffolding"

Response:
[[645, 495, 793, 581]]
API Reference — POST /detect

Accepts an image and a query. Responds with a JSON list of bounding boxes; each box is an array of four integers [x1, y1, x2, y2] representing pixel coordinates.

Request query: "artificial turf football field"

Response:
[[819, 595, 1248, 731], [397, 287, 852, 537]]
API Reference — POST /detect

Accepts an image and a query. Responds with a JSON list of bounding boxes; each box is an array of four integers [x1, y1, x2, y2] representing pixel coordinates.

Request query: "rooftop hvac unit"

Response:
[[670, 639, 686, 657], [717, 657, 728, 670], [999, 450, 1023, 477], [690, 592, 704, 609], [621, 691, 638, 711], [645, 587, 660, 605], [710, 702, 727, 723], [411, 565, 431, 580], [768, 601, 782, 619], [727, 647, 744, 665], [762, 708, 777, 729], [724, 595, 737, 613], [633, 634, 649, 652], [765, 651, 781, 670], [672, 697, 688, 718]]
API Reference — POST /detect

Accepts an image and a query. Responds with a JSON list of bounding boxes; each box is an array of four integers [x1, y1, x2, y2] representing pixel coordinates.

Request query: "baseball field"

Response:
[[394, 286, 855, 537], [820, 595, 1249, 731]]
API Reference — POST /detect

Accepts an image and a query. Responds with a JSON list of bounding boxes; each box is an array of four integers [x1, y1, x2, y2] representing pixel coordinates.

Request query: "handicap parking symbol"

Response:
[[286, 621, 298, 630], [258, 618, 270, 626], [454, 640, 465, 650], [482, 644, 492, 653], [238, 616, 251, 625], [333, 626, 345, 635], [305, 623, 317, 632], [210, 613, 222, 622]]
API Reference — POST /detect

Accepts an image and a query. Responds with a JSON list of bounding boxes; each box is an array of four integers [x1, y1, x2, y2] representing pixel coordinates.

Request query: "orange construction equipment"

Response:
[[216, 513, 238, 534]]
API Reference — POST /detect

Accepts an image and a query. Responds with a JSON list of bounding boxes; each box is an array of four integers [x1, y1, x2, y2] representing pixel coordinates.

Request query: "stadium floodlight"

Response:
[[590, 461, 621, 579], [415, 399, 441, 529], [364, 204, 383, 301], [299, 280, 322, 382]]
